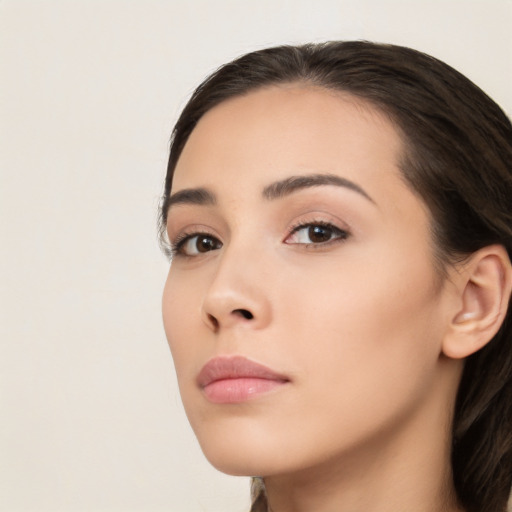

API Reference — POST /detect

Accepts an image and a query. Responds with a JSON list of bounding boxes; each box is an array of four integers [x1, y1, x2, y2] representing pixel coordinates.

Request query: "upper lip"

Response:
[[197, 355, 289, 388]]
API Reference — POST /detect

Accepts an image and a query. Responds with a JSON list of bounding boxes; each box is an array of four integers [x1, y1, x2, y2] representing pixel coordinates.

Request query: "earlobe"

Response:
[[442, 245, 512, 360]]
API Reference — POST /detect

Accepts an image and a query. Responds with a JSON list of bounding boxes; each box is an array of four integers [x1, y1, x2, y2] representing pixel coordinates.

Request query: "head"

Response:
[[160, 42, 512, 512]]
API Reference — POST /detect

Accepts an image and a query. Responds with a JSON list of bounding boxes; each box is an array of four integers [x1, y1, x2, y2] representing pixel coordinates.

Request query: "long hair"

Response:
[[160, 41, 512, 512]]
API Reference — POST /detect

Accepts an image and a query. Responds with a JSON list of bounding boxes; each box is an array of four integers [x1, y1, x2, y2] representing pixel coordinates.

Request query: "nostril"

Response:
[[233, 309, 254, 320], [207, 313, 219, 329]]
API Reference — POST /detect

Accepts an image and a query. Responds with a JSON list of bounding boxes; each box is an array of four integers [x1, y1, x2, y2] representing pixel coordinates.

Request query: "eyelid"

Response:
[[284, 217, 351, 246], [167, 222, 217, 245], [286, 213, 351, 236], [168, 225, 222, 258], [176, 233, 222, 257]]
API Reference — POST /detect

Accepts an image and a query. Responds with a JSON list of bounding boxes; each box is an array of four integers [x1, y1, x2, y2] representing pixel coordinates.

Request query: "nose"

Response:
[[201, 246, 272, 332]]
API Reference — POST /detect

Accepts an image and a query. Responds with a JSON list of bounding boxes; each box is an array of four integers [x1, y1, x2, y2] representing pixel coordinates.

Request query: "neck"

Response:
[[264, 447, 461, 512], [263, 360, 465, 512]]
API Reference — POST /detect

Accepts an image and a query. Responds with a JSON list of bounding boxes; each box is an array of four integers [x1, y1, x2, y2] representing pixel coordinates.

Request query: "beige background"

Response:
[[1, 1, 511, 511]]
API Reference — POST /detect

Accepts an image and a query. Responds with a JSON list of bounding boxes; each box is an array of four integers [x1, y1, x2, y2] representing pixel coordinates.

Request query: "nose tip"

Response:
[[200, 244, 272, 332]]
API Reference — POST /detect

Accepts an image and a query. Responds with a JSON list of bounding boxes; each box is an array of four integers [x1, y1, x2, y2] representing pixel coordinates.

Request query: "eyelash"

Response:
[[170, 220, 350, 258], [170, 230, 221, 258], [286, 220, 350, 248]]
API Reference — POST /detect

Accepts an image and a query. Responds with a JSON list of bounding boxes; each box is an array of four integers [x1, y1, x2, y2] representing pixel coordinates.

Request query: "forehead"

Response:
[[172, 85, 407, 206]]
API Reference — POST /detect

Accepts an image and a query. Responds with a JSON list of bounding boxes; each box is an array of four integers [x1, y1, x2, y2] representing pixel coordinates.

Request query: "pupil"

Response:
[[197, 236, 214, 252], [308, 225, 331, 243]]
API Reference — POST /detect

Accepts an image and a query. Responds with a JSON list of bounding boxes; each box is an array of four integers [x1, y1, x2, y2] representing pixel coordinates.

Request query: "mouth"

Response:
[[197, 355, 290, 404]]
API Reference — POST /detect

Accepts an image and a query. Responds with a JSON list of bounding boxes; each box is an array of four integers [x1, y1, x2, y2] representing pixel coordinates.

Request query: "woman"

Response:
[[159, 42, 512, 512]]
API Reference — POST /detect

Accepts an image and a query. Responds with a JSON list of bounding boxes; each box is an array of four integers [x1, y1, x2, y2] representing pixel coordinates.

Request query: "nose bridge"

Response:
[[201, 233, 272, 331]]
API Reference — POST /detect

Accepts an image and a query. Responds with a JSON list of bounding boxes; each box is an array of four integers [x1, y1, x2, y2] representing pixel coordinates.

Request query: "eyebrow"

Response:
[[262, 173, 375, 204], [166, 187, 216, 209], [166, 173, 375, 211]]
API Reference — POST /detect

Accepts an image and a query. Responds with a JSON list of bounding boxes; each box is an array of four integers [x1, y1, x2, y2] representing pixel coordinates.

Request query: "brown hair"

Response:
[[160, 41, 512, 512]]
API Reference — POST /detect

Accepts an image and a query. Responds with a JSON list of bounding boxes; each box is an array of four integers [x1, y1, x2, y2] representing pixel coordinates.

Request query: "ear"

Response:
[[442, 245, 512, 359]]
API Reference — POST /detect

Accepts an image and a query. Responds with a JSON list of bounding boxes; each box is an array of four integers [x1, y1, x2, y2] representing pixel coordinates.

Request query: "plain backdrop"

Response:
[[1, 1, 511, 511]]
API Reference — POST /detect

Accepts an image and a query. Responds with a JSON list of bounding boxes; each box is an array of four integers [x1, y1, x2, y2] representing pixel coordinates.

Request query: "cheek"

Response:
[[278, 251, 444, 410], [162, 270, 201, 380], [253, 262, 445, 466], [284, 234, 443, 345]]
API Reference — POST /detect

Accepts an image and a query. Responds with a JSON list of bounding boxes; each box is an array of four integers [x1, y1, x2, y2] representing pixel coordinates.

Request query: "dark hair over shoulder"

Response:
[[160, 41, 512, 512]]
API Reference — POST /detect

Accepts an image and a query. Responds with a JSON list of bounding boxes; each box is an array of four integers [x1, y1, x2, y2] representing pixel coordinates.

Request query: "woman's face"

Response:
[[162, 86, 458, 478]]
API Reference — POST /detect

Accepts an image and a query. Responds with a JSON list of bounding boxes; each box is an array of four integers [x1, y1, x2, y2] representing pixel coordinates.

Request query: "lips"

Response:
[[197, 356, 289, 404]]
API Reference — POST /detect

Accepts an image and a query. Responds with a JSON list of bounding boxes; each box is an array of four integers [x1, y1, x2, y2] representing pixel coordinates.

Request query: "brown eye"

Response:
[[307, 225, 333, 243], [175, 234, 222, 256], [196, 236, 218, 253], [286, 222, 349, 245]]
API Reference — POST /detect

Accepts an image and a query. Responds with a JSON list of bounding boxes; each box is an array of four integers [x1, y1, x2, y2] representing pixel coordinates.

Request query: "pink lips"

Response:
[[197, 356, 289, 404]]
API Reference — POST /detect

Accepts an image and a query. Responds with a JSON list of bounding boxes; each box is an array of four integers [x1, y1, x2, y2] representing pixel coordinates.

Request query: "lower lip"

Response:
[[202, 377, 287, 404]]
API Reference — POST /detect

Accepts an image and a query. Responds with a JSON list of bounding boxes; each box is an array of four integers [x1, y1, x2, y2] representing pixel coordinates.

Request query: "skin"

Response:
[[162, 85, 466, 512]]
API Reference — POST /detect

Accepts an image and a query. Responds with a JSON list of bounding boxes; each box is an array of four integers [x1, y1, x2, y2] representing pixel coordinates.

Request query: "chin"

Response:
[[193, 425, 291, 477], [201, 447, 265, 476]]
